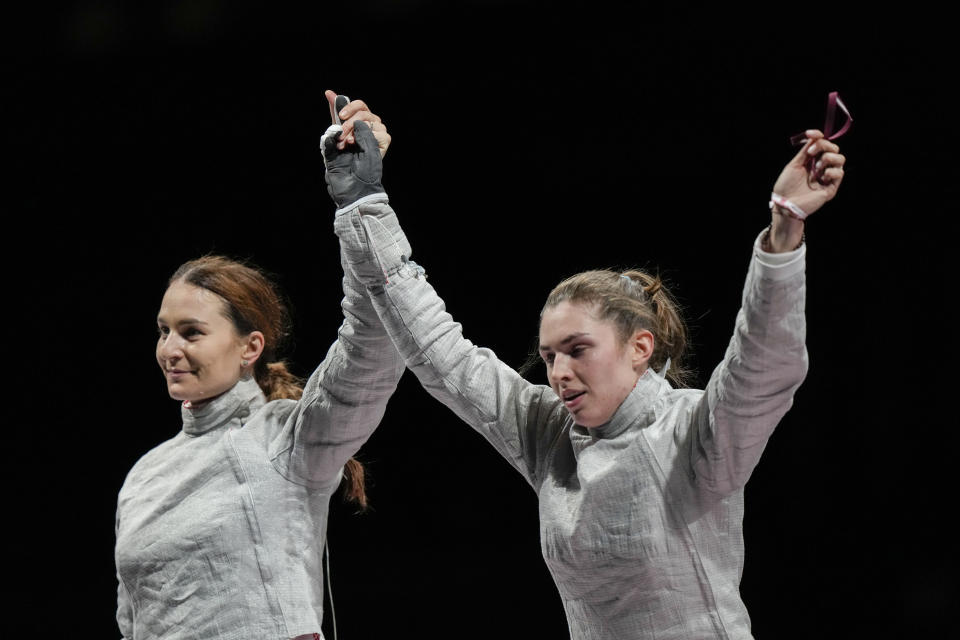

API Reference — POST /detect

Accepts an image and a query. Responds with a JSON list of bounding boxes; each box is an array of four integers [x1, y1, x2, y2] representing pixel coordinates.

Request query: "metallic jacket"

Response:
[[336, 194, 808, 640], [115, 253, 404, 640]]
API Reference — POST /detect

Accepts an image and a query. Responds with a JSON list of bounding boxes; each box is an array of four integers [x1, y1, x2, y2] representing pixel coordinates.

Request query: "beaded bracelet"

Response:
[[761, 222, 805, 252], [766, 192, 806, 251]]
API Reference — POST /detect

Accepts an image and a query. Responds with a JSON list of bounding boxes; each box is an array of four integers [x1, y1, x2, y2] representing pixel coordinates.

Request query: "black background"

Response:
[[8, 1, 956, 638]]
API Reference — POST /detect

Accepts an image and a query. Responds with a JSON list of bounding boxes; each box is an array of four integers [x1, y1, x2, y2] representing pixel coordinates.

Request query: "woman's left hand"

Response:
[[324, 89, 392, 157], [767, 129, 846, 251]]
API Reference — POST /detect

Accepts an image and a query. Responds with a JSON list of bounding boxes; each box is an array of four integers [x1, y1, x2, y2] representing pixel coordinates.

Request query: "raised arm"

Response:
[[688, 130, 846, 495], [321, 120, 566, 489], [268, 95, 404, 489]]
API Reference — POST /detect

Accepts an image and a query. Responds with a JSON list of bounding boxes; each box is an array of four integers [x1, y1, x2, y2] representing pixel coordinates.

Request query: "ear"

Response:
[[240, 331, 266, 366], [628, 329, 655, 373]]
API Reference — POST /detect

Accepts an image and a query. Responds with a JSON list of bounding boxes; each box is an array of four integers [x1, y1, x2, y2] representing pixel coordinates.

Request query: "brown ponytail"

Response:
[[541, 268, 693, 388], [257, 360, 305, 402], [169, 255, 369, 508], [343, 458, 368, 510]]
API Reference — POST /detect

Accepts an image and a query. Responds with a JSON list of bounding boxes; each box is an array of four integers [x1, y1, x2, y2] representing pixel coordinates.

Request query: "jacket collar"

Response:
[[181, 376, 266, 436], [570, 368, 669, 442]]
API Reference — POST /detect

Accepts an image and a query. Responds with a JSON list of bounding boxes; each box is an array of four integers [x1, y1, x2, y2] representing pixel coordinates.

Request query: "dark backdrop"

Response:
[[8, 2, 955, 638]]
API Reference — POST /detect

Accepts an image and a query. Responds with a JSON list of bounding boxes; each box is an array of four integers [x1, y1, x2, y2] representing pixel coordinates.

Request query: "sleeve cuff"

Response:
[[333, 196, 416, 286], [752, 228, 806, 281], [334, 192, 389, 217]]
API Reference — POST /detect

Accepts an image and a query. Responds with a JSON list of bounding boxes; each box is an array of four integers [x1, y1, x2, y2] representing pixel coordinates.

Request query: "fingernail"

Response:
[[339, 110, 347, 118], [815, 160, 823, 170], [807, 145, 818, 155]]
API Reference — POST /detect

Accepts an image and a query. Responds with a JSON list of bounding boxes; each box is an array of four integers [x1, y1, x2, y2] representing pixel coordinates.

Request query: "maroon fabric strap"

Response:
[[789, 91, 852, 182], [789, 91, 853, 146], [823, 91, 853, 140]]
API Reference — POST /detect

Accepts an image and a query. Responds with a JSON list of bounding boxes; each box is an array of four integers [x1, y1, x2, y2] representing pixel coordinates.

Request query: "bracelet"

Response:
[[769, 192, 808, 220], [761, 222, 805, 252]]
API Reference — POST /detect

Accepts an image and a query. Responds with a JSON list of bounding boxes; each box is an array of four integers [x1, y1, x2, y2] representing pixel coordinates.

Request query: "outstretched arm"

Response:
[[687, 132, 846, 495], [269, 93, 404, 489], [321, 120, 566, 489]]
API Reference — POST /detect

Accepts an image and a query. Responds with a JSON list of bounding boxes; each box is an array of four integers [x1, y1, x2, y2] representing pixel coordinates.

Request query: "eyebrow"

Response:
[[538, 332, 589, 352], [156, 317, 209, 326]]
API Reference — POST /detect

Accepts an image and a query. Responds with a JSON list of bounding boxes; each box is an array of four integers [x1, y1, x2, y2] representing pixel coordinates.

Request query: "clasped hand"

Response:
[[321, 89, 387, 209], [767, 129, 847, 251]]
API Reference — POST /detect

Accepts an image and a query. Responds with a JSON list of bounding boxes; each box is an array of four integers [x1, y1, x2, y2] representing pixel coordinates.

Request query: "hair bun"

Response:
[[642, 278, 662, 297]]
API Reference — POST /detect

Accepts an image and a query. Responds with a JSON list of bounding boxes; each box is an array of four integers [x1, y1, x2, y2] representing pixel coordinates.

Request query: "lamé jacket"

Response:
[[114, 253, 404, 640], [334, 193, 808, 640]]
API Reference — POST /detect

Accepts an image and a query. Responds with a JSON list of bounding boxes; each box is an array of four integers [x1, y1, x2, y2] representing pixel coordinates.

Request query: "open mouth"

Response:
[[562, 390, 586, 407]]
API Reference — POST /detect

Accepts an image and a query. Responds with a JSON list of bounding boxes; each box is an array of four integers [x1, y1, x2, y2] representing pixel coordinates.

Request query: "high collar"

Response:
[[570, 368, 669, 442], [180, 377, 266, 436]]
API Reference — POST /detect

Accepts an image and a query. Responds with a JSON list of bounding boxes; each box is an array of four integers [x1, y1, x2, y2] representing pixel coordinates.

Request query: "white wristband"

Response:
[[769, 192, 808, 220]]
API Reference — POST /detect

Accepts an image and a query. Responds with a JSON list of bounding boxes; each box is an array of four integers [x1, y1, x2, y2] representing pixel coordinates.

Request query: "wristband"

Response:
[[769, 193, 808, 220]]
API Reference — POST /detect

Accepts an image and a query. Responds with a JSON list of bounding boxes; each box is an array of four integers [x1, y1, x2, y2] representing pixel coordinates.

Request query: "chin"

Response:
[[166, 383, 195, 403], [573, 415, 601, 429], [574, 410, 614, 429]]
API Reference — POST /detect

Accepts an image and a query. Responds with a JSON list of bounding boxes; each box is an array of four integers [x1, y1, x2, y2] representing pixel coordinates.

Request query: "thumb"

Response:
[[353, 120, 383, 183], [789, 129, 824, 167], [320, 124, 344, 164], [352, 120, 378, 154]]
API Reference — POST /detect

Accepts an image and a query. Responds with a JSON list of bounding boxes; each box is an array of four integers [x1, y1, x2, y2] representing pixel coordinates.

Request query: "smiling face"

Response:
[[539, 301, 652, 428], [156, 280, 259, 405]]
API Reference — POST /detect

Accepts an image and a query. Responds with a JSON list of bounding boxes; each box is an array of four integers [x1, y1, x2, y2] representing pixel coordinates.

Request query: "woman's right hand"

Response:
[[324, 89, 392, 157]]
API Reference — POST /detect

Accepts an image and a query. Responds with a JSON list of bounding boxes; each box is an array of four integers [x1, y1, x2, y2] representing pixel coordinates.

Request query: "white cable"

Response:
[[657, 357, 672, 378], [324, 540, 338, 640]]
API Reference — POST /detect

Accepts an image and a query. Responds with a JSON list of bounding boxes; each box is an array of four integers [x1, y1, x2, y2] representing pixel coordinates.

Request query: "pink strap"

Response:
[[788, 91, 853, 183], [823, 92, 852, 140], [789, 91, 853, 146]]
